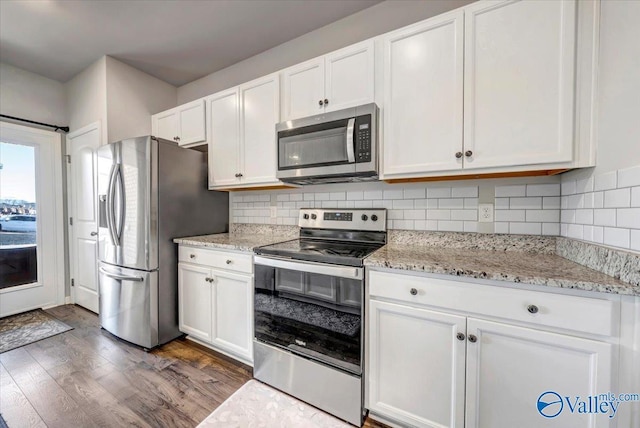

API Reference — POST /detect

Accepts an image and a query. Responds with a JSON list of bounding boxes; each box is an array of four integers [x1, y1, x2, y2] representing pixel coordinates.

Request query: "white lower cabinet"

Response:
[[178, 246, 253, 365], [368, 271, 618, 428]]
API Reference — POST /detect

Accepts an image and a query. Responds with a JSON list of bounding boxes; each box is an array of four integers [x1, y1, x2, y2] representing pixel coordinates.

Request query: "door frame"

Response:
[[0, 121, 65, 316], [65, 121, 101, 309]]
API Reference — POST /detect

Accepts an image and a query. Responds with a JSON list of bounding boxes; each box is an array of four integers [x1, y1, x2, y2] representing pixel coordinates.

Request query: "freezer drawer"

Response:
[[98, 262, 158, 348]]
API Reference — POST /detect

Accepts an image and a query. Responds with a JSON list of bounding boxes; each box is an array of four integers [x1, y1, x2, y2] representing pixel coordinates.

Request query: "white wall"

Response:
[[105, 57, 176, 143], [0, 62, 67, 125], [177, 0, 473, 103], [65, 56, 108, 142]]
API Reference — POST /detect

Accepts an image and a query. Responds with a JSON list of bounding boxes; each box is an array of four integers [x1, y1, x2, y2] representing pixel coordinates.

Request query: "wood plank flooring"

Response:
[[0, 305, 388, 428]]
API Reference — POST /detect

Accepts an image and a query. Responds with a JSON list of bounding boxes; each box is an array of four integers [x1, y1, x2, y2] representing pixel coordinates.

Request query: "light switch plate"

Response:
[[478, 204, 494, 223]]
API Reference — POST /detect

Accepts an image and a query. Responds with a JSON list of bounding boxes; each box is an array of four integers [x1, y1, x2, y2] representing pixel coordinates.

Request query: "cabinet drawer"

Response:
[[179, 246, 253, 274], [369, 271, 618, 337]]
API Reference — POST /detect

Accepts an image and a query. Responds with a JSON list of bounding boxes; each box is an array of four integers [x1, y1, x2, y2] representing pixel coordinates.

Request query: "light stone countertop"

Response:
[[365, 244, 639, 296], [173, 233, 294, 252]]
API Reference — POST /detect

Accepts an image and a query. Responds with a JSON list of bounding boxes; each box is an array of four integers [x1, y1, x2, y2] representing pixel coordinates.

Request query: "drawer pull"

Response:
[[456, 333, 465, 341], [410, 288, 418, 296], [226, 259, 233, 265], [189, 254, 196, 259], [468, 334, 477, 343], [527, 304, 539, 314]]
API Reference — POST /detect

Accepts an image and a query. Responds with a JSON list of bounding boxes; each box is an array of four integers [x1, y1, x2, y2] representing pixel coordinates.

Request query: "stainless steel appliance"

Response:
[[97, 136, 228, 349], [253, 208, 387, 426], [276, 103, 378, 185]]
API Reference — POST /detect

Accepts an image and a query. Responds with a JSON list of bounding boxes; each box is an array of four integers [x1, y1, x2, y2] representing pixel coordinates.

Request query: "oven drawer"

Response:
[[369, 271, 618, 337], [179, 246, 252, 274]]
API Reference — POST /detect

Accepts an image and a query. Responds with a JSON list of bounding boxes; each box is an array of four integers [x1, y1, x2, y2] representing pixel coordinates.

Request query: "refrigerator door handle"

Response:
[[99, 267, 144, 282], [105, 163, 118, 246], [114, 164, 125, 244]]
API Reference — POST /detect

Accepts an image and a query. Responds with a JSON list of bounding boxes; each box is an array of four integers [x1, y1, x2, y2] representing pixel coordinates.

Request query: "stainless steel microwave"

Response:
[[276, 103, 378, 185]]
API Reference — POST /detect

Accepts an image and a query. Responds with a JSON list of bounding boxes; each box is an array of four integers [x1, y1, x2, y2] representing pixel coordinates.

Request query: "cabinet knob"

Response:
[[410, 288, 418, 296], [456, 333, 465, 341], [205, 277, 210, 283], [468, 334, 478, 343], [319, 100, 324, 106], [465, 150, 473, 157], [324, 99, 329, 105], [235, 173, 243, 178], [527, 304, 539, 314], [90, 231, 98, 236], [226, 259, 232, 264], [455, 152, 463, 159], [189, 254, 196, 259]]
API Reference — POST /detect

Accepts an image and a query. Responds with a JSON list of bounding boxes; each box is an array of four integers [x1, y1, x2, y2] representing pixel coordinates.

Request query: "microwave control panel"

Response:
[[355, 115, 372, 163]]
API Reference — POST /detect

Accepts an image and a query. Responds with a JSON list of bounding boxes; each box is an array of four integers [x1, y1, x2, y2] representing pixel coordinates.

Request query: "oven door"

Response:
[[254, 256, 363, 375]]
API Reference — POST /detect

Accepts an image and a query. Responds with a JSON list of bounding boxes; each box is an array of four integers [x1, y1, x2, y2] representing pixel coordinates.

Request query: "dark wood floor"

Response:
[[0, 305, 388, 428]]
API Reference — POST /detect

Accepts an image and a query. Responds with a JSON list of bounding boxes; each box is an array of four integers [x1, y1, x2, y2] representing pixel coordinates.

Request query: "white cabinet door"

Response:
[[211, 270, 253, 363], [208, 89, 241, 188], [369, 300, 467, 428], [324, 40, 374, 113], [382, 10, 464, 177], [240, 74, 280, 186], [465, 318, 613, 428], [177, 99, 206, 146], [282, 58, 325, 121], [178, 263, 212, 342], [152, 110, 178, 142], [463, 0, 576, 170]]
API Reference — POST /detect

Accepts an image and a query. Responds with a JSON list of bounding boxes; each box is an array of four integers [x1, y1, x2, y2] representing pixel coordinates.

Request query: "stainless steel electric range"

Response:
[[253, 208, 387, 426]]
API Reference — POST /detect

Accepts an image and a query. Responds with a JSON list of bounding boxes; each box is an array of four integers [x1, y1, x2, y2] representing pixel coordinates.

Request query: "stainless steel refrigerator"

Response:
[[97, 136, 228, 349]]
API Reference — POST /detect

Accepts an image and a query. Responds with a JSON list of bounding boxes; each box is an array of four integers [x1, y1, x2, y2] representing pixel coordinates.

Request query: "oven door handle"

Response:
[[346, 117, 356, 163], [254, 255, 363, 279]]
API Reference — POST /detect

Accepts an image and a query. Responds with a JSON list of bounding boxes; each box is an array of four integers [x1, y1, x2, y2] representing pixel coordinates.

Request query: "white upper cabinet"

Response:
[[152, 99, 206, 146], [382, 11, 464, 177], [463, 0, 576, 170], [208, 88, 241, 188], [208, 73, 281, 189], [282, 40, 375, 121]]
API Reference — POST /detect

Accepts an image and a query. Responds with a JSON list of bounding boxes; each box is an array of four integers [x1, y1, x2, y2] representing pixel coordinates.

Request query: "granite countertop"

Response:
[[173, 233, 293, 252], [365, 245, 639, 296]]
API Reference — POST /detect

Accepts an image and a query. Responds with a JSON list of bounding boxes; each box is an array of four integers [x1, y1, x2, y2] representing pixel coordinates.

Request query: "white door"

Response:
[[211, 269, 253, 363], [368, 300, 467, 428], [282, 57, 325, 121], [208, 89, 241, 188], [465, 318, 613, 428], [463, 0, 576, 169], [382, 10, 464, 178], [0, 122, 65, 316], [240, 73, 280, 186], [178, 262, 212, 342], [177, 99, 206, 146], [324, 40, 375, 112], [152, 109, 178, 142], [66, 123, 100, 313]]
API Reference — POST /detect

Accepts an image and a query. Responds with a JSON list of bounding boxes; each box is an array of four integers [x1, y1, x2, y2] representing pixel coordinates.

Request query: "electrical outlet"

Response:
[[270, 206, 277, 218], [478, 204, 494, 223]]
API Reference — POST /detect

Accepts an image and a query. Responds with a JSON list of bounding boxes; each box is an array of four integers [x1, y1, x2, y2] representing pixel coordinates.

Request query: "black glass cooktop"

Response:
[[255, 238, 384, 267]]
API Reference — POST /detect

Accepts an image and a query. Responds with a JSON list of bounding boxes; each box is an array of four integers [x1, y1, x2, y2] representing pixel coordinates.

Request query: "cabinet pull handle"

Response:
[[226, 259, 232, 264], [456, 333, 465, 341], [319, 100, 324, 106], [455, 152, 463, 159], [527, 304, 539, 314], [90, 231, 98, 236], [324, 99, 329, 105], [468, 334, 478, 343], [465, 150, 473, 157], [410, 288, 418, 296], [190, 254, 196, 259]]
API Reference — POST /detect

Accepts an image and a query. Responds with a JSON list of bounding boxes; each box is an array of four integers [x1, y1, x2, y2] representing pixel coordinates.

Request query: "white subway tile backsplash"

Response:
[[321, 201, 338, 208], [383, 189, 404, 200], [543, 196, 561, 209], [290, 194, 303, 201], [604, 188, 631, 208], [495, 210, 526, 222], [304, 193, 315, 201], [393, 220, 415, 230], [388, 209, 404, 220], [567, 194, 584, 209], [561, 209, 576, 224], [414, 220, 438, 231], [393, 199, 414, 209], [374, 200, 393, 209], [437, 221, 464, 232], [616, 208, 640, 229], [330, 192, 346, 201], [527, 184, 560, 197], [631, 230, 640, 251], [575, 209, 594, 225], [363, 190, 383, 200], [617, 165, 640, 188], [354, 200, 373, 208], [632, 187, 640, 207], [315, 192, 330, 201], [495, 198, 510, 210], [561, 181, 577, 196], [566, 224, 584, 240], [494, 222, 510, 234], [593, 209, 616, 226], [427, 187, 451, 198], [495, 185, 526, 197], [594, 171, 617, 191], [542, 223, 560, 236], [451, 186, 479, 198], [347, 191, 364, 200], [575, 177, 595, 194], [404, 209, 426, 220], [510, 197, 542, 210], [403, 188, 425, 199], [415, 199, 438, 209], [276, 194, 289, 202], [593, 191, 604, 208], [603, 227, 630, 248], [464, 198, 479, 209], [510, 222, 542, 235], [463, 221, 478, 232], [439, 198, 464, 209], [526, 210, 560, 222], [451, 210, 478, 221], [337, 201, 355, 208], [427, 209, 451, 220]]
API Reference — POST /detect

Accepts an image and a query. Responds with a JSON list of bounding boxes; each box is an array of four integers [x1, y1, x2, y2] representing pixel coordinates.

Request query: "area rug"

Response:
[[0, 309, 72, 353], [197, 380, 351, 428]]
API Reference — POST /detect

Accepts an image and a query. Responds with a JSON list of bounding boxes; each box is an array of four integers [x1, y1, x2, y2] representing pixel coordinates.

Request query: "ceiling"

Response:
[[0, 0, 381, 86]]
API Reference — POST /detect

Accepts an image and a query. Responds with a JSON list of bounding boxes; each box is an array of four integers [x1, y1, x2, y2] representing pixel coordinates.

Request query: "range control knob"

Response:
[[303, 214, 310, 219], [311, 214, 317, 220], [371, 214, 378, 222], [361, 214, 368, 221]]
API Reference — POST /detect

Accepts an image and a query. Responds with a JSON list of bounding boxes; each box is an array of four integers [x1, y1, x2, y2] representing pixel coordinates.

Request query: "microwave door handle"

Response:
[[346, 118, 356, 163]]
